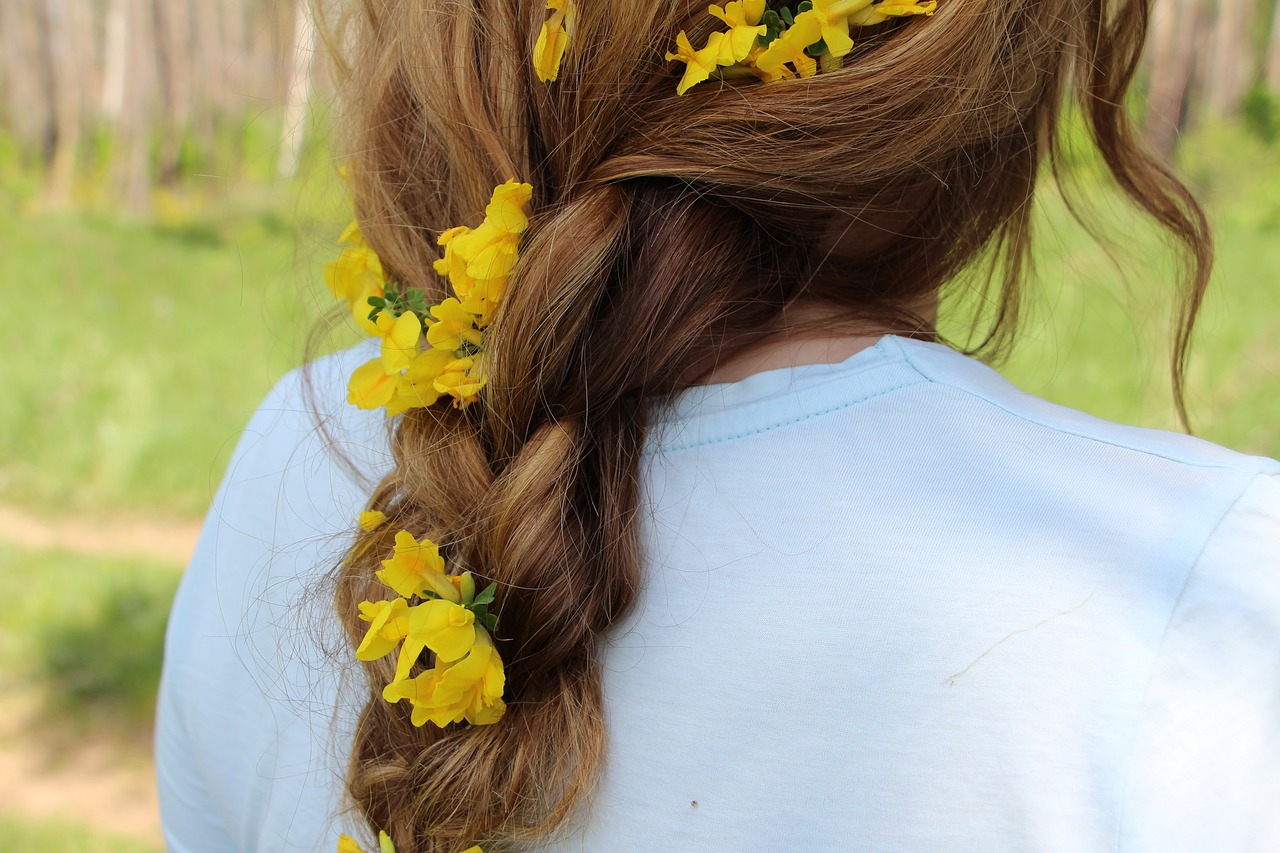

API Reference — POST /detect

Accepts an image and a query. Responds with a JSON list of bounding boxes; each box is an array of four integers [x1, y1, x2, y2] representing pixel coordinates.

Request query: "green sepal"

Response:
[[805, 38, 828, 57], [472, 582, 497, 608]]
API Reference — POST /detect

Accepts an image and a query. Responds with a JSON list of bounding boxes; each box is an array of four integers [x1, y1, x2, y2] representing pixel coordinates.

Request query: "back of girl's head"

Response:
[[324, 1, 1209, 849]]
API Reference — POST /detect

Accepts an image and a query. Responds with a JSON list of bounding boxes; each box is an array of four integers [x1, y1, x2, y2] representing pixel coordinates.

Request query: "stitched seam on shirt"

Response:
[[646, 376, 924, 454], [1110, 472, 1265, 853], [897, 347, 1276, 474]]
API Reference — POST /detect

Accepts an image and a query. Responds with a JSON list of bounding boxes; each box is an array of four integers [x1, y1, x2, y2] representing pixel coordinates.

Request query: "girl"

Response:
[[156, 0, 1280, 851]]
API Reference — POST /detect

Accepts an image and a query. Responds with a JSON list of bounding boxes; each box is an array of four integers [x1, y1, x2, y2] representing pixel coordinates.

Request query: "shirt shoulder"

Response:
[[891, 336, 1280, 478], [1119, 472, 1280, 851]]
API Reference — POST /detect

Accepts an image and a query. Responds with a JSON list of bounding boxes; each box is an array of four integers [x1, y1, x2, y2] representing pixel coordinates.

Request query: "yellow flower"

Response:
[[378, 311, 423, 374], [433, 355, 488, 408], [358, 597, 478, 683], [337, 835, 367, 853], [752, 10, 823, 78], [382, 627, 506, 727], [376, 530, 460, 602], [356, 598, 411, 661], [454, 208, 527, 283], [383, 348, 454, 416], [434, 225, 477, 302], [358, 510, 386, 532], [347, 358, 404, 410], [425, 298, 484, 352], [432, 181, 533, 324], [336, 832, 401, 853], [808, 0, 856, 58], [533, 0, 577, 82], [325, 221, 386, 336], [667, 30, 735, 95], [708, 2, 768, 63], [846, 0, 937, 25]]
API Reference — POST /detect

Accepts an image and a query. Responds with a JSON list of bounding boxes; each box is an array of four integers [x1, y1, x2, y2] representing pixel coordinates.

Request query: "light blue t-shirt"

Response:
[[156, 336, 1280, 852]]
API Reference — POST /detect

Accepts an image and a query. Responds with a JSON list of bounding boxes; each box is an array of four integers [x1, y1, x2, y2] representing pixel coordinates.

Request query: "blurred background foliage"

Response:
[[0, 0, 1278, 849]]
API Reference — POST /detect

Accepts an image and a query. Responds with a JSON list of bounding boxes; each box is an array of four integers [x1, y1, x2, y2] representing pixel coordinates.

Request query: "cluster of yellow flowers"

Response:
[[325, 180, 534, 415], [339, 829, 483, 853], [354, 518, 507, 728], [667, 0, 935, 95]]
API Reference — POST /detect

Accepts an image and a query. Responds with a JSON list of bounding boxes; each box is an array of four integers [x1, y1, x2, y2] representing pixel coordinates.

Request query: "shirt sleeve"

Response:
[[1120, 471, 1280, 852], [155, 347, 389, 852]]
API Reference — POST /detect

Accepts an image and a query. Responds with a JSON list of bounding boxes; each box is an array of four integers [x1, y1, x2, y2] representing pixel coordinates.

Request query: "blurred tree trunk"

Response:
[[190, 0, 223, 167], [1146, 0, 1203, 157], [1204, 0, 1256, 118], [153, 0, 193, 185], [102, 0, 127, 122], [220, 0, 249, 168], [0, 0, 52, 168], [117, 0, 155, 215], [1266, 0, 1280, 91], [277, 0, 316, 178], [34, 0, 59, 166], [44, 0, 92, 206]]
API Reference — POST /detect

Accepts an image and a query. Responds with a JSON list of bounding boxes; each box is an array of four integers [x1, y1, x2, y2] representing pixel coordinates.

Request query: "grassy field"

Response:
[[942, 131, 1280, 455], [0, 815, 161, 853], [0, 542, 180, 724], [0, 154, 350, 517]]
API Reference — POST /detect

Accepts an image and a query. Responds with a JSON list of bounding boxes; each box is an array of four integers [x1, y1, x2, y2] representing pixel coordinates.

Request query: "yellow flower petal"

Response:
[[338, 834, 369, 853], [379, 311, 422, 374], [382, 629, 506, 728], [391, 599, 477, 682], [355, 598, 411, 662], [383, 348, 454, 415], [425, 298, 484, 352], [347, 358, 402, 410], [433, 356, 488, 408], [809, 0, 855, 58], [533, 0, 577, 82], [358, 510, 386, 532], [376, 530, 459, 601], [846, 0, 936, 25], [708, 2, 769, 63], [753, 10, 824, 77], [668, 30, 734, 95]]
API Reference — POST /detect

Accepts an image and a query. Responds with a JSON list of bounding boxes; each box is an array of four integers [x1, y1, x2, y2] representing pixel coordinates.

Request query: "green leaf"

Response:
[[805, 38, 828, 57], [472, 582, 497, 607], [780, 6, 795, 25], [798, 0, 813, 11], [482, 612, 499, 633]]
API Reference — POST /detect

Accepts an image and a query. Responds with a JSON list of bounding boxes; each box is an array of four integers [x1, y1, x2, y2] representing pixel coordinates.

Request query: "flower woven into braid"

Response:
[[327, 179, 534, 414], [666, 0, 936, 95]]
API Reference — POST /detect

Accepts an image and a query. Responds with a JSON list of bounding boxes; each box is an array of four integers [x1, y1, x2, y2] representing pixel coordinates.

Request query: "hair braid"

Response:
[[318, 0, 1214, 848]]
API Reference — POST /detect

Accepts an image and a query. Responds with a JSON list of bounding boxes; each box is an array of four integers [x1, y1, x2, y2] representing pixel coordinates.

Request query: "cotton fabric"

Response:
[[156, 335, 1280, 852]]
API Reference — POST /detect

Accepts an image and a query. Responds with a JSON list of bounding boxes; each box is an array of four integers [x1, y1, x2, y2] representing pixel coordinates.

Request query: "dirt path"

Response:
[[0, 693, 162, 847], [0, 506, 198, 846], [0, 504, 201, 565]]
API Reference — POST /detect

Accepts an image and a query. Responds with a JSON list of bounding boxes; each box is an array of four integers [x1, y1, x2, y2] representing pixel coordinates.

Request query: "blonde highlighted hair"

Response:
[[320, 0, 1210, 849]]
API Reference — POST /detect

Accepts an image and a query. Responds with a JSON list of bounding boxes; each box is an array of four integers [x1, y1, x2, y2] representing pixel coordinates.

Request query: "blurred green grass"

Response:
[[0, 814, 161, 853], [947, 124, 1280, 459], [0, 175, 349, 517], [0, 542, 181, 726]]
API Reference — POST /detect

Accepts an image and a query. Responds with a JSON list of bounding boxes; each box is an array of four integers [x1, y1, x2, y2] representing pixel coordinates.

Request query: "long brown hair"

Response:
[[321, 0, 1210, 849]]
